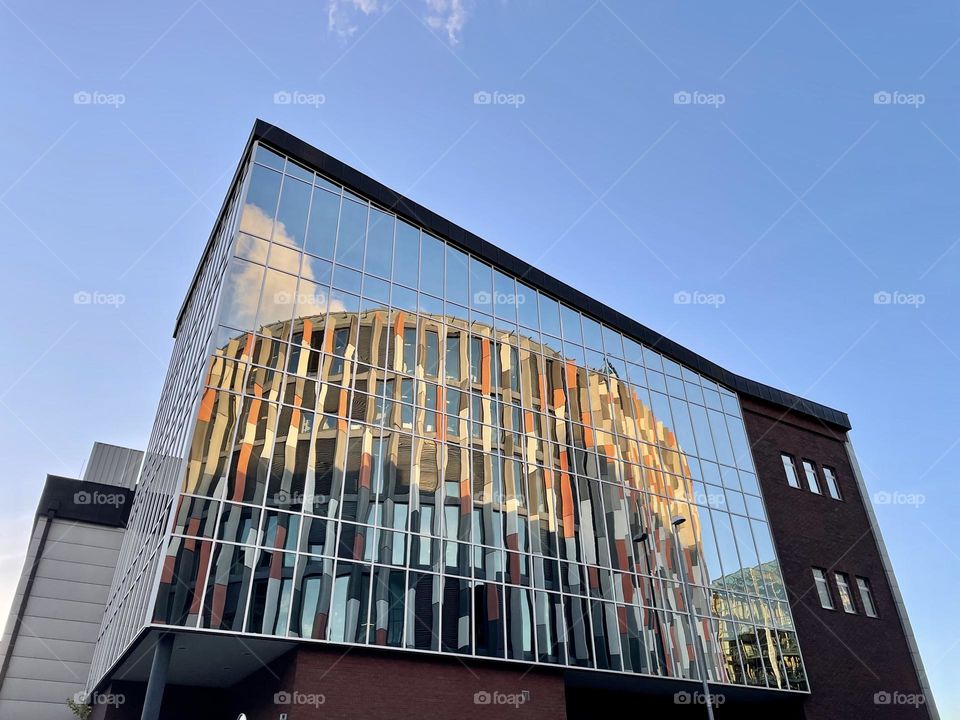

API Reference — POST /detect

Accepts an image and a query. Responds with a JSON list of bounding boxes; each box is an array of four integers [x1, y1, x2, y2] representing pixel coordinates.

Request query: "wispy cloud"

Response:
[[327, 0, 470, 43], [424, 0, 468, 44], [328, 0, 383, 39]]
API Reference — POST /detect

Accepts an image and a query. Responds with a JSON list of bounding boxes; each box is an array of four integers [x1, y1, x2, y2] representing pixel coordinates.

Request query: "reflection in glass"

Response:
[[155, 143, 807, 693], [275, 176, 311, 249], [335, 199, 367, 268]]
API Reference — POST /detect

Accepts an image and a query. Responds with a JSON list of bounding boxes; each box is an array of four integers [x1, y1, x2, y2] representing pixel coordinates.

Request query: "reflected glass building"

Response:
[[85, 122, 936, 720]]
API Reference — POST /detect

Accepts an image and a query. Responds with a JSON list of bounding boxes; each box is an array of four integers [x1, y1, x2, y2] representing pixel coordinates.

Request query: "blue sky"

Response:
[[1, 0, 958, 712]]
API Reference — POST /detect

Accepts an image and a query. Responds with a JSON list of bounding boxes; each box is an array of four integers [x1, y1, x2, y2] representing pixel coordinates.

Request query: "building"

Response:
[[71, 121, 933, 719], [0, 443, 141, 720]]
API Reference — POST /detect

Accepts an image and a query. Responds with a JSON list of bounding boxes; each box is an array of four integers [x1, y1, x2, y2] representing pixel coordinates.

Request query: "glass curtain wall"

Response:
[[150, 143, 807, 690]]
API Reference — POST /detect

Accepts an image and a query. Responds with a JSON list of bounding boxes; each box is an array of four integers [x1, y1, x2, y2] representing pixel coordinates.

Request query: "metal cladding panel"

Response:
[[81, 443, 144, 489], [0, 517, 125, 720]]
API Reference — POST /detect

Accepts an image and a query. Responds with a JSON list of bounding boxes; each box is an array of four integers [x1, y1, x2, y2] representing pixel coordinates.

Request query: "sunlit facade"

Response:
[[90, 135, 807, 694]]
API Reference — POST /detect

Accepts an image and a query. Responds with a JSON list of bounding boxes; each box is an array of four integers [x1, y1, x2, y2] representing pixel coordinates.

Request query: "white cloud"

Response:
[[327, 0, 470, 44], [328, 0, 383, 39], [424, 0, 468, 44]]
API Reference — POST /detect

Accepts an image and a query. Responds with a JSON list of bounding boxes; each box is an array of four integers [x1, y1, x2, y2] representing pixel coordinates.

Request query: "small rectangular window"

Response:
[[781, 454, 801, 488], [856, 577, 877, 617], [835, 572, 856, 614], [802, 460, 821, 494], [812, 568, 833, 609], [822, 466, 842, 500]]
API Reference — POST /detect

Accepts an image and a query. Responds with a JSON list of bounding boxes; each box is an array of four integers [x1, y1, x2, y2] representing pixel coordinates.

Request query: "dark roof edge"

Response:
[[38, 475, 134, 527], [183, 119, 851, 431]]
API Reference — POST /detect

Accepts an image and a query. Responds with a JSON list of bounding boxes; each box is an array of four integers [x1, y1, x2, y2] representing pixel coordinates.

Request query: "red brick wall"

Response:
[[257, 646, 567, 720], [741, 397, 931, 719]]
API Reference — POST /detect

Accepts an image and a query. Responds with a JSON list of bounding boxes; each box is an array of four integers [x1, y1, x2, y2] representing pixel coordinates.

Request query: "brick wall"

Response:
[[741, 396, 930, 719], [263, 646, 567, 720]]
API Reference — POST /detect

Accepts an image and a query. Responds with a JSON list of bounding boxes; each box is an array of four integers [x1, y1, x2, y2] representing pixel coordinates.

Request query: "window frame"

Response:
[[822, 465, 842, 501], [834, 572, 857, 614], [812, 567, 834, 610], [801, 459, 822, 494], [781, 453, 801, 489], [856, 576, 878, 617]]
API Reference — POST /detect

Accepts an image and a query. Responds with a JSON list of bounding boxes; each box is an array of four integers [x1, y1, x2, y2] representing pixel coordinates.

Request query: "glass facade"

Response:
[[89, 158, 251, 688], [92, 141, 808, 692]]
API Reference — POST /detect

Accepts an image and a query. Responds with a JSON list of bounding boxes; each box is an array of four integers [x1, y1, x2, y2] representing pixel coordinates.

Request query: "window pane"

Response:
[[275, 177, 311, 249], [420, 233, 445, 296], [235, 233, 269, 264], [835, 573, 856, 613], [781, 455, 800, 488], [446, 246, 469, 307], [254, 144, 285, 169], [856, 577, 877, 617], [267, 243, 301, 275], [258, 269, 298, 329], [305, 188, 340, 259], [220, 258, 264, 331], [516, 283, 539, 329], [560, 305, 582, 345], [241, 165, 282, 239], [469, 256, 492, 312], [822, 466, 842, 500], [302, 255, 332, 287], [394, 221, 420, 287], [493, 270, 517, 322], [812, 568, 833, 609], [802, 461, 821, 494], [539, 294, 561, 337], [335, 199, 368, 268], [365, 208, 395, 278], [581, 316, 603, 351]]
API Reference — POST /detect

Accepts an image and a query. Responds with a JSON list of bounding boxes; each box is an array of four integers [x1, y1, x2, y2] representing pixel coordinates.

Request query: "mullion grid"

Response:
[[151, 142, 807, 691]]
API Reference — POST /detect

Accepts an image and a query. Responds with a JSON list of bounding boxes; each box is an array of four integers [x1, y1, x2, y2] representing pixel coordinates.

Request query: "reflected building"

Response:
[[81, 122, 936, 720]]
